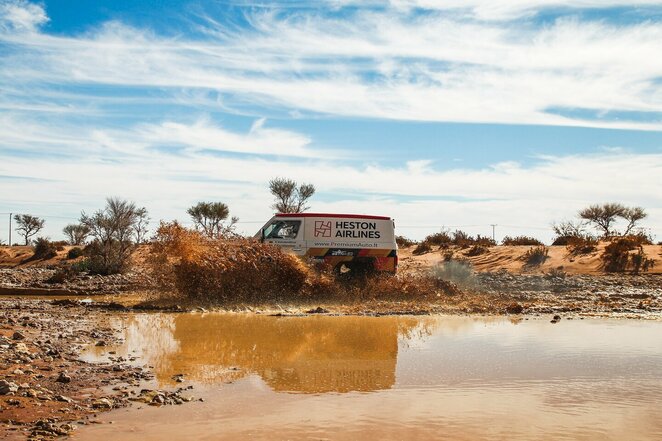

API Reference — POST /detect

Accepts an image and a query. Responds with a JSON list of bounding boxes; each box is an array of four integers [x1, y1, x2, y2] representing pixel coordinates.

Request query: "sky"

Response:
[[1, 0, 662, 243]]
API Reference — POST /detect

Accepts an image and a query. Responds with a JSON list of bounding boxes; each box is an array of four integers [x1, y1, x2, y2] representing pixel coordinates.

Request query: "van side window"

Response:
[[265, 220, 301, 239]]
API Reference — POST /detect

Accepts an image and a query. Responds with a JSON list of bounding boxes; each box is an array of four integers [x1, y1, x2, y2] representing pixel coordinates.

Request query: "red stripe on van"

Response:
[[274, 213, 391, 220]]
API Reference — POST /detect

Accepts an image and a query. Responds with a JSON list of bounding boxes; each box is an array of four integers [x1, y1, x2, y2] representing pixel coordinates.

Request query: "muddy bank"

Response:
[[0, 268, 147, 296], [477, 272, 662, 315], [0, 299, 194, 440]]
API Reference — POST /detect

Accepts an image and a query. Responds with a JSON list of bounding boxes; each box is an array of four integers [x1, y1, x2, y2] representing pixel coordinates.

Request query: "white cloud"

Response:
[[1, 115, 661, 242], [0, 0, 47, 32], [386, 0, 662, 20], [1, 3, 662, 128]]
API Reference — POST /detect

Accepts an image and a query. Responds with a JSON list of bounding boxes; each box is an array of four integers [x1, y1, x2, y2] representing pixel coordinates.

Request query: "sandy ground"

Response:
[[398, 243, 662, 275]]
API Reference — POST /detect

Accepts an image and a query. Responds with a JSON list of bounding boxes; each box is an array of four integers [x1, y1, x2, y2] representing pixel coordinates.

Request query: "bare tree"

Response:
[[62, 223, 91, 245], [622, 206, 647, 235], [551, 219, 589, 238], [80, 197, 141, 274], [134, 207, 150, 244], [14, 214, 45, 245], [187, 202, 238, 238], [269, 177, 315, 213], [578, 203, 627, 237]]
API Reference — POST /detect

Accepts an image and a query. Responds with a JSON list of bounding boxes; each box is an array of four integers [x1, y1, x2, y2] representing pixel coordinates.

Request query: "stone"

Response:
[[56, 372, 71, 383], [0, 380, 19, 395], [92, 398, 113, 409], [12, 331, 26, 340]]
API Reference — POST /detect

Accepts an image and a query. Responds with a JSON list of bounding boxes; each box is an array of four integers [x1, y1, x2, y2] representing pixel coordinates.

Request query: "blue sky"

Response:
[[1, 0, 662, 242]]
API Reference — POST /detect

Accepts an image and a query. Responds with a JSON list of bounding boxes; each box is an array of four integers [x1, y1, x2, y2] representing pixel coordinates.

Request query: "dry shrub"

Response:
[[565, 235, 598, 255], [452, 231, 495, 248], [67, 247, 84, 259], [523, 246, 549, 266], [151, 221, 310, 302], [415, 229, 496, 253], [502, 236, 543, 246], [465, 245, 489, 256], [412, 241, 432, 255], [32, 238, 58, 260], [46, 264, 85, 284], [424, 231, 453, 247], [395, 236, 416, 248], [602, 236, 655, 273]]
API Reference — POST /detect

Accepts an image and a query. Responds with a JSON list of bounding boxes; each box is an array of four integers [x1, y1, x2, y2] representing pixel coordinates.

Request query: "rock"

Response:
[[56, 372, 72, 383], [306, 306, 329, 314], [92, 398, 113, 409], [95, 340, 106, 347], [55, 395, 74, 403], [12, 331, 26, 340], [550, 315, 562, 324], [0, 380, 19, 395], [13, 343, 29, 354], [505, 303, 524, 314]]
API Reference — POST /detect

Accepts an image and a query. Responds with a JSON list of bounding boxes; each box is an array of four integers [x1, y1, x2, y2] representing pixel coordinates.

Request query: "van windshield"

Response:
[[264, 220, 301, 240]]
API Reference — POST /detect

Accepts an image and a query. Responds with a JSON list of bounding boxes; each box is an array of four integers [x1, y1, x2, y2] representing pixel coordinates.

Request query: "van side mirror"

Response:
[[260, 228, 265, 242]]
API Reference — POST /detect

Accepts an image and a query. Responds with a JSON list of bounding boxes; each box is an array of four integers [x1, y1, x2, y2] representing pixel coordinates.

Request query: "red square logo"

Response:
[[314, 221, 332, 237]]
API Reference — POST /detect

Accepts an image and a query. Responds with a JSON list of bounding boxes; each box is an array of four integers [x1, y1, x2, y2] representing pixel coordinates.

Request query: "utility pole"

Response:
[[490, 224, 497, 243], [8, 213, 12, 247]]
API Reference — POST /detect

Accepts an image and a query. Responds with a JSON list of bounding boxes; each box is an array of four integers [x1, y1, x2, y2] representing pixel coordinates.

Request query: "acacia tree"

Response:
[[62, 223, 91, 245], [187, 202, 238, 238], [80, 197, 143, 274], [622, 206, 647, 235], [269, 177, 315, 213], [578, 203, 627, 237], [14, 214, 45, 245], [578, 203, 647, 237]]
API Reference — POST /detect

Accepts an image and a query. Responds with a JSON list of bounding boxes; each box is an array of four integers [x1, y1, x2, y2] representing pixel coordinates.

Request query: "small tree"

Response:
[[552, 219, 588, 238], [187, 202, 238, 238], [622, 206, 647, 236], [80, 197, 141, 274], [14, 214, 45, 245], [578, 203, 627, 237], [134, 207, 150, 244], [62, 223, 91, 245], [269, 177, 315, 213]]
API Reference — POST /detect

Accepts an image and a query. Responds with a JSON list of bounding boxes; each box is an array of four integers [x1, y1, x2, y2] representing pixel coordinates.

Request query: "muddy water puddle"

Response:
[[76, 314, 662, 440]]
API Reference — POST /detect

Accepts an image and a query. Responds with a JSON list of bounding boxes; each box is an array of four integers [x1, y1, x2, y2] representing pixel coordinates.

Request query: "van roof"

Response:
[[275, 213, 391, 220]]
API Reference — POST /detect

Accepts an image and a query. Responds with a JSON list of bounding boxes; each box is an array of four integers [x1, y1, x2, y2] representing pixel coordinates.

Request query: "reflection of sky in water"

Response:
[[80, 314, 662, 441]]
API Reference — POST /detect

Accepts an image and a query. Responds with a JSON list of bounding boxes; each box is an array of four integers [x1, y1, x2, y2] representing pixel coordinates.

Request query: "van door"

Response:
[[262, 218, 306, 256]]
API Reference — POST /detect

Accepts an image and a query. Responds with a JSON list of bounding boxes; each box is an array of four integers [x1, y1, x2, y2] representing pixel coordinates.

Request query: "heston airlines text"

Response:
[[334, 221, 381, 239]]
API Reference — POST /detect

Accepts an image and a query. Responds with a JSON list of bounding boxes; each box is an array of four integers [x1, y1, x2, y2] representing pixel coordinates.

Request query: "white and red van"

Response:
[[256, 213, 398, 274]]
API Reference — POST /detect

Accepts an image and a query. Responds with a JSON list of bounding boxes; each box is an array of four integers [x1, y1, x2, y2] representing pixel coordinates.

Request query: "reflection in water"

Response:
[[92, 314, 434, 393], [81, 315, 662, 441]]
